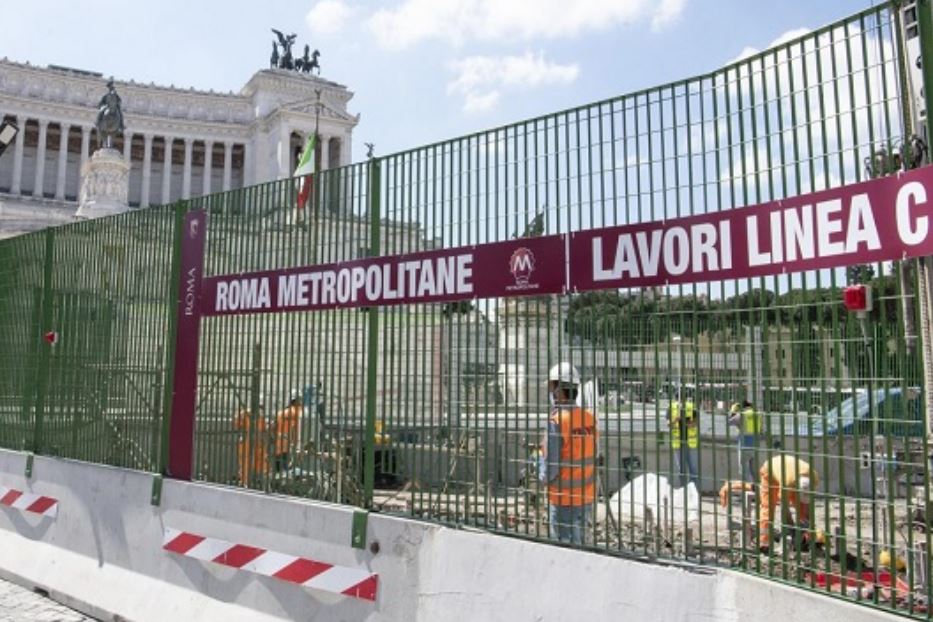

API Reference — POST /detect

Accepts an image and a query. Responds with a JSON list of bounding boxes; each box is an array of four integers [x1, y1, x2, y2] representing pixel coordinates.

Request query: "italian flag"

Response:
[[294, 133, 316, 210]]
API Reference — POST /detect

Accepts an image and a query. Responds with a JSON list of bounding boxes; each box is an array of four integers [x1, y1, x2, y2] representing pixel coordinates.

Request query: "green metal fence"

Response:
[[3, 1, 933, 616], [0, 206, 176, 470]]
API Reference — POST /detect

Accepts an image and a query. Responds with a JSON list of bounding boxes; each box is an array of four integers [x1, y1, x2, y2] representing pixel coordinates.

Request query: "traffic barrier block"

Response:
[[0, 485, 58, 518], [162, 527, 378, 601]]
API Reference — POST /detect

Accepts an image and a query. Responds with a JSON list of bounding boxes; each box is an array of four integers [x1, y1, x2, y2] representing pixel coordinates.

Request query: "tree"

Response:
[[846, 264, 875, 284]]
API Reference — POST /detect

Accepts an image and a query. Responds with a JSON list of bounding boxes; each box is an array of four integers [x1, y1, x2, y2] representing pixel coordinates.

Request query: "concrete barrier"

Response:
[[0, 448, 902, 621]]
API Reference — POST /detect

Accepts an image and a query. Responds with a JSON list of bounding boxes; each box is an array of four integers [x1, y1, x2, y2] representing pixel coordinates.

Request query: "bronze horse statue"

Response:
[[296, 45, 321, 75], [95, 79, 124, 149]]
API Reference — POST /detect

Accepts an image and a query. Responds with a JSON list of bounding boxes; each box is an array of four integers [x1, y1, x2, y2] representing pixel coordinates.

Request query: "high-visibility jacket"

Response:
[[275, 405, 300, 455], [758, 455, 819, 545], [670, 400, 698, 449], [741, 406, 760, 436], [234, 409, 268, 485], [234, 409, 267, 439], [547, 406, 598, 507], [759, 455, 818, 489]]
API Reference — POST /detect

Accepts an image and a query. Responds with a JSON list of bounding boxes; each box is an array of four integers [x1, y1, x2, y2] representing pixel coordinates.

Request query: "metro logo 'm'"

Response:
[[509, 247, 535, 286]]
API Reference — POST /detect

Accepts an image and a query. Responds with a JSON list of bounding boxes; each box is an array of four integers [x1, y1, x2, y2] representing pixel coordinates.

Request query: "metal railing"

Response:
[[2, 1, 932, 616]]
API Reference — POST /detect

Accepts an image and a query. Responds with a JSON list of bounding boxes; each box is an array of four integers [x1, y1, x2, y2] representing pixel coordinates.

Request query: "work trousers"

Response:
[[549, 504, 592, 546], [758, 479, 810, 545], [673, 446, 699, 488]]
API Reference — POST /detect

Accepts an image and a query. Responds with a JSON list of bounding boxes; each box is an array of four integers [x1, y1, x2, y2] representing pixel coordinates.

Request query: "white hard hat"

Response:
[[798, 476, 811, 492], [290, 389, 303, 402], [548, 362, 581, 386]]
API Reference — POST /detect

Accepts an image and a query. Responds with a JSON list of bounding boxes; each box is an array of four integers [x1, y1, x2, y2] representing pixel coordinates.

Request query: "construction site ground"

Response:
[[371, 485, 928, 613]]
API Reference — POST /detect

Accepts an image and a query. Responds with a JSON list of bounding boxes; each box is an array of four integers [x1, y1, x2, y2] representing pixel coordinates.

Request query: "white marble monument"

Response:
[[0, 59, 359, 238], [75, 147, 130, 219]]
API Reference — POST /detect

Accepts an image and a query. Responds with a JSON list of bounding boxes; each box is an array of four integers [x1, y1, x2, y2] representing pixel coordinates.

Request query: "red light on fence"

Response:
[[43, 331, 58, 345], [843, 284, 872, 312]]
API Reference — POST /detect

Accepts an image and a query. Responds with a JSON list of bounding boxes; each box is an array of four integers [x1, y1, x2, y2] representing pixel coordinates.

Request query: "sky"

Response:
[[3, 0, 875, 163]]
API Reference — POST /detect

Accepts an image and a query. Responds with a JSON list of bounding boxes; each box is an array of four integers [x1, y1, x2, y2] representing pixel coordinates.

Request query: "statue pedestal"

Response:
[[75, 148, 130, 220]]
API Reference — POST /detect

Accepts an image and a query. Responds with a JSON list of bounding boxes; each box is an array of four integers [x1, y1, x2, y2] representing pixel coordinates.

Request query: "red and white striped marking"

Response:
[[0, 486, 58, 518], [162, 528, 378, 602]]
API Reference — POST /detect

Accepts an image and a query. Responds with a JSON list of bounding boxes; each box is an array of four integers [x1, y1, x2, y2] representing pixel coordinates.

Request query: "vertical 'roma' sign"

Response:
[[167, 209, 207, 480]]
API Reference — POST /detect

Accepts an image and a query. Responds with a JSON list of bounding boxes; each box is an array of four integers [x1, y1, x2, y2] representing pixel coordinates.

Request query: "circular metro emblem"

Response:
[[509, 247, 536, 286]]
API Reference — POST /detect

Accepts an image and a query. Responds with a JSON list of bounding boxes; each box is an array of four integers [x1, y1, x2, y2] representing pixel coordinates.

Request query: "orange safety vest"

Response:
[[234, 409, 268, 485], [547, 406, 598, 507], [275, 405, 300, 455], [234, 409, 267, 438]]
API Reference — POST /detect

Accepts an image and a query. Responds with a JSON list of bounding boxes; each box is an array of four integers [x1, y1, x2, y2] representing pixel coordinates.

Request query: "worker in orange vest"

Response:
[[538, 362, 598, 545], [274, 390, 302, 475], [234, 394, 268, 487], [758, 454, 818, 552]]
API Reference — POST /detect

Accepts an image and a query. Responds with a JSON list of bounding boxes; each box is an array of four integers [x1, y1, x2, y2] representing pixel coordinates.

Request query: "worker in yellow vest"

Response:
[[668, 396, 699, 487], [729, 400, 760, 482], [759, 455, 818, 552], [539, 362, 598, 545]]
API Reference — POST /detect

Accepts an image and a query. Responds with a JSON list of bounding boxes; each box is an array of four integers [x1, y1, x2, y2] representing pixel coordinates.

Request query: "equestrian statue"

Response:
[[95, 78, 124, 150], [295, 45, 321, 75]]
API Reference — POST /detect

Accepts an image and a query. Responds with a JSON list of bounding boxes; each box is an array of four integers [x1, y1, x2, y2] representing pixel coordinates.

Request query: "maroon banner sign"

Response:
[[168, 209, 207, 480], [201, 234, 566, 316], [570, 165, 933, 291]]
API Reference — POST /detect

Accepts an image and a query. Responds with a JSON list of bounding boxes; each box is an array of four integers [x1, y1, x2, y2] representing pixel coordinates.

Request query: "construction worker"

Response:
[[274, 390, 302, 475], [538, 362, 598, 545], [234, 394, 268, 487], [729, 400, 760, 482], [667, 394, 699, 487], [758, 454, 818, 552]]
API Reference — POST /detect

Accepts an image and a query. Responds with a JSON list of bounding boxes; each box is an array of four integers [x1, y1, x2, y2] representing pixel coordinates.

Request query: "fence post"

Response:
[[914, 0, 933, 601], [31, 228, 55, 455], [165, 206, 207, 480], [159, 203, 185, 474], [920, 2, 933, 142], [249, 340, 263, 490], [363, 158, 382, 508]]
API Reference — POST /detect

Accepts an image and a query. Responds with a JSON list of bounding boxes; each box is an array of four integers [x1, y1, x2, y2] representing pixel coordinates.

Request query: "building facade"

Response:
[[0, 59, 359, 238]]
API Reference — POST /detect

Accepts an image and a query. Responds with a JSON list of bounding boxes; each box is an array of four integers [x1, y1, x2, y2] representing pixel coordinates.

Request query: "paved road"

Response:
[[0, 578, 93, 622]]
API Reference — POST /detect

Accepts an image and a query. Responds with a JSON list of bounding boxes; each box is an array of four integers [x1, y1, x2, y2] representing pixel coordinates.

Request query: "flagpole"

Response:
[[294, 90, 323, 223], [314, 89, 321, 145], [311, 89, 324, 217]]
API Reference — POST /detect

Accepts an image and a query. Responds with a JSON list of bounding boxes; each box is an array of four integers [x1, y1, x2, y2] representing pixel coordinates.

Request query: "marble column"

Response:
[[278, 125, 291, 179], [141, 133, 153, 207], [32, 119, 48, 198], [321, 134, 331, 170], [161, 136, 173, 204], [202, 140, 213, 196], [55, 122, 70, 200], [243, 141, 253, 187], [334, 136, 349, 166], [10, 115, 25, 194], [182, 138, 193, 199], [123, 131, 133, 163], [79, 126, 91, 172], [222, 141, 233, 192]]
